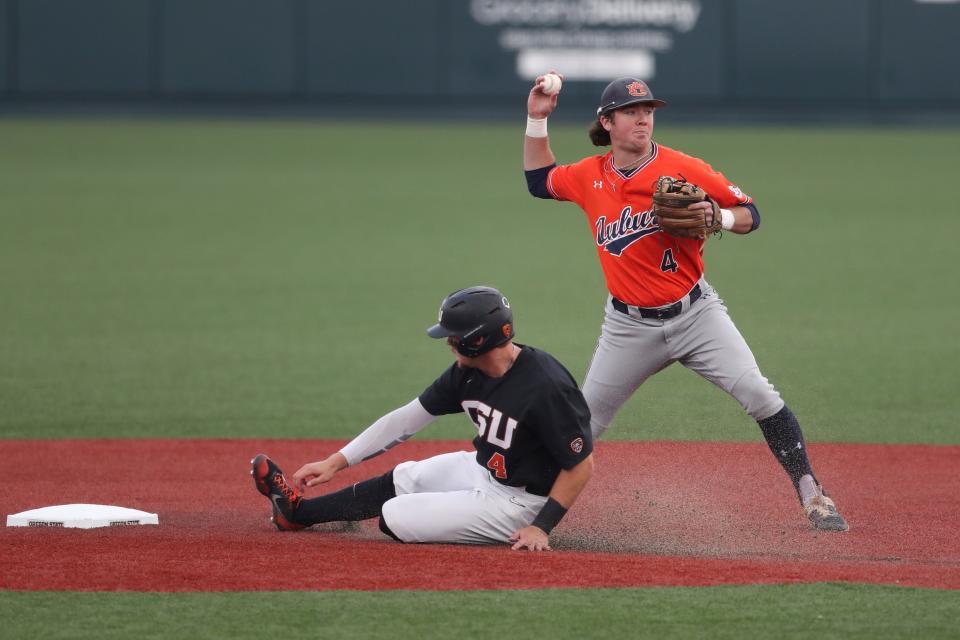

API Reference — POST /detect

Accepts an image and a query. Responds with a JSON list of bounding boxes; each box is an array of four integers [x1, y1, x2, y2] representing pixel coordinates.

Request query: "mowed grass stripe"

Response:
[[1, 120, 957, 443], [2, 585, 958, 640]]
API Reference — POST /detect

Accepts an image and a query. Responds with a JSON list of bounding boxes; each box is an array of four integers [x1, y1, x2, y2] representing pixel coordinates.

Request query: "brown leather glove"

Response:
[[652, 176, 722, 240]]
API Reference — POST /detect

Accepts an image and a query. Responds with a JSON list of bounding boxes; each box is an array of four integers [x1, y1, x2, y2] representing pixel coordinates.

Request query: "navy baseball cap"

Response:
[[596, 78, 666, 117]]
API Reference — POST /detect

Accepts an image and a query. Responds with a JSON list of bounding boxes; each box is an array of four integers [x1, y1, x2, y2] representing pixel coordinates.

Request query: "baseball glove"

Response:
[[652, 175, 722, 240]]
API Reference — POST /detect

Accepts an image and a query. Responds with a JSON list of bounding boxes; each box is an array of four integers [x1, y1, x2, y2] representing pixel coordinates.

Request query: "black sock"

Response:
[[757, 405, 817, 494], [293, 470, 397, 526]]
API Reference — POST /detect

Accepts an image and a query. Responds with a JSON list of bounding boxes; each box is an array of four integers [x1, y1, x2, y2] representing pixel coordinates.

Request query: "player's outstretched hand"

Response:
[[510, 525, 552, 551], [527, 70, 563, 120], [292, 453, 348, 490]]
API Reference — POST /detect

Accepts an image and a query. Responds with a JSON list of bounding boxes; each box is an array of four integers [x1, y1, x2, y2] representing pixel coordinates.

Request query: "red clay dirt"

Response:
[[1, 439, 958, 591]]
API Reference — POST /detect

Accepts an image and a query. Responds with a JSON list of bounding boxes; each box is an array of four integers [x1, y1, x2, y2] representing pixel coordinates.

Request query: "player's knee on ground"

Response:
[[379, 497, 407, 542], [378, 515, 402, 542], [380, 496, 440, 543], [380, 492, 508, 545], [380, 495, 468, 544], [730, 368, 783, 420]]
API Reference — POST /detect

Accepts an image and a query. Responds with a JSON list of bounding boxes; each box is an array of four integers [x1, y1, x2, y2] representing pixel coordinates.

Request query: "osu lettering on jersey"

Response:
[[546, 144, 752, 307], [418, 345, 593, 496]]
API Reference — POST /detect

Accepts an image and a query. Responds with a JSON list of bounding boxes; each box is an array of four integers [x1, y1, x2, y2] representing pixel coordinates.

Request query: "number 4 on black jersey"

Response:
[[418, 345, 593, 496]]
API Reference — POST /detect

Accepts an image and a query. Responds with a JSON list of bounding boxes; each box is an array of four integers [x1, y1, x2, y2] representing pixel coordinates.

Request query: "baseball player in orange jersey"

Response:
[[522, 74, 848, 531]]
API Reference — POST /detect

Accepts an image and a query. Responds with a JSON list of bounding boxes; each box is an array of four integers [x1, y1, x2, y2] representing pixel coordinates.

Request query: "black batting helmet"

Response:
[[426, 286, 515, 358]]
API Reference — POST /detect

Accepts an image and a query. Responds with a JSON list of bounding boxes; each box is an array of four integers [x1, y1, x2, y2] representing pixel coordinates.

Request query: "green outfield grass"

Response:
[[2, 119, 959, 637], [1, 119, 958, 443], [2, 585, 958, 640]]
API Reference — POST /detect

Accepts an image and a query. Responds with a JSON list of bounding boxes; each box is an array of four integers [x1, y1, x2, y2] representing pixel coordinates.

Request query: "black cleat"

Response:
[[251, 454, 304, 528], [271, 504, 306, 531]]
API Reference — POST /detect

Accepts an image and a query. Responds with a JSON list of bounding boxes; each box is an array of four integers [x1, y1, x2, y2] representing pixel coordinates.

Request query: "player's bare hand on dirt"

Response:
[[527, 71, 563, 119], [510, 526, 552, 551], [293, 453, 347, 490]]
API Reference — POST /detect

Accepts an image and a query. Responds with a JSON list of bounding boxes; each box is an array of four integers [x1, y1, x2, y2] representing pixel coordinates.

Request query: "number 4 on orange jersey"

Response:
[[486, 452, 508, 479], [660, 248, 678, 273]]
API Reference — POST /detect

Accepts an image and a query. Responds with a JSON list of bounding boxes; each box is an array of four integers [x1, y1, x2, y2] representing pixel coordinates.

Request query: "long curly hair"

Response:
[[588, 116, 611, 146]]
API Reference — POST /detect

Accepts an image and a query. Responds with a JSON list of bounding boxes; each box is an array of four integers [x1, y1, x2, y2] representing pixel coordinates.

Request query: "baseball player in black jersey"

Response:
[[252, 286, 594, 550]]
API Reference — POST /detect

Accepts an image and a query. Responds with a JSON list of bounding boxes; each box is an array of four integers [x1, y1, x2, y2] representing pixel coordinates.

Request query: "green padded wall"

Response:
[[18, 0, 152, 93], [160, 0, 298, 93], [734, 0, 872, 101]]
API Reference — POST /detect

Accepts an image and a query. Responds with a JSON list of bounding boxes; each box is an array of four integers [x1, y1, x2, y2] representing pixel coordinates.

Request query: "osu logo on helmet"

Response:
[[626, 81, 649, 97]]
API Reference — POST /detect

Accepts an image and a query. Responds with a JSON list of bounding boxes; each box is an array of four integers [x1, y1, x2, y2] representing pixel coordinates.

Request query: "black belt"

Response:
[[611, 283, 702, 320]]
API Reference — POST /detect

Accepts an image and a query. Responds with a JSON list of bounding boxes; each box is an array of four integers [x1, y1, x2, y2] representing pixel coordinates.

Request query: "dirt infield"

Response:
[[2, 439, 958, 591]]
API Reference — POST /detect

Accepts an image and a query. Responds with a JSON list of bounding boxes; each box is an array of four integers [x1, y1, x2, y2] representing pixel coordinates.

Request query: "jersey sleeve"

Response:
[[530, 384, 593, 470], [546, 159, 589, 205], [417, 363, 464, 416], [681, 156, 753, 209]]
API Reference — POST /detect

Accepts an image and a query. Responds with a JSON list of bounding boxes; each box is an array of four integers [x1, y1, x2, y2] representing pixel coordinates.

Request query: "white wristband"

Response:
[[526, 116, 548, 138], [720, 208, 735, 230]]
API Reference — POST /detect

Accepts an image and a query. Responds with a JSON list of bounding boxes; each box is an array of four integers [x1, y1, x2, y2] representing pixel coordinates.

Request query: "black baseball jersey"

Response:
[[418, 344, 592, 496]]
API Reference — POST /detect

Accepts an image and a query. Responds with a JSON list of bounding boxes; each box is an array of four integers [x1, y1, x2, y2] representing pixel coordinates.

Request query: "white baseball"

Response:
[[540, 73, 562, 96]]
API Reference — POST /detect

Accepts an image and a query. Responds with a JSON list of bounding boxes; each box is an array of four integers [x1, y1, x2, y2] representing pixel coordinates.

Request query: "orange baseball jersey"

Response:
[[547, 143, 752, 307]]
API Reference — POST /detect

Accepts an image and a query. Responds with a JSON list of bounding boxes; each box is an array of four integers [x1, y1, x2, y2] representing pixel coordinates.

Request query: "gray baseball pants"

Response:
[[582, 279, 785, 439]]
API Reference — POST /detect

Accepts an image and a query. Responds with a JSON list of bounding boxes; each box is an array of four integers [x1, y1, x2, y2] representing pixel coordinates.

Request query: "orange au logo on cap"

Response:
[[626, 81, 648, 97], [502, 323, 512, 338]]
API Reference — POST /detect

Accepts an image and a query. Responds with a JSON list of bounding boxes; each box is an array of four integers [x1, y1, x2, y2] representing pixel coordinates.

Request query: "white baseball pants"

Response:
[[381, 451, 547, 544]]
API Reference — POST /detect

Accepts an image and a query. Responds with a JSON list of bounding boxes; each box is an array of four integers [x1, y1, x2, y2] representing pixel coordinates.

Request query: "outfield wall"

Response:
[[1, 0, 959, 114]]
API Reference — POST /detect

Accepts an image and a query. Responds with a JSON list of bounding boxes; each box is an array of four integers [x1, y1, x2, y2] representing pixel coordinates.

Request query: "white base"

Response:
[[6, 504, 159, 529]]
